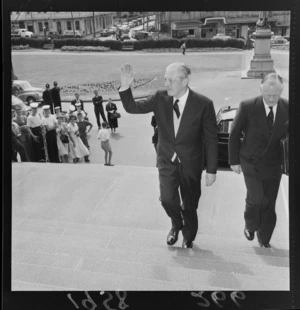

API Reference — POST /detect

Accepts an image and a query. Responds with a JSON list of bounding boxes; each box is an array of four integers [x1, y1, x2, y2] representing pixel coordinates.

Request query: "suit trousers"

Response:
[[243, 173, 281, 245], [30, 126, 45, 162], [94, 108, 107, 128], [158, 160, 201, 242]]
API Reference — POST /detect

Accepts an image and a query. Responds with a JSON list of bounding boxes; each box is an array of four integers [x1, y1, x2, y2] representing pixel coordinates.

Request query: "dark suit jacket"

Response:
[[51, 87, 61, 105], [229, 96, 288, 179], [92, 95, 104, 110], [119, 87, 218, 178], [71, 99, 84, 111], [42, 90, 53, 105]]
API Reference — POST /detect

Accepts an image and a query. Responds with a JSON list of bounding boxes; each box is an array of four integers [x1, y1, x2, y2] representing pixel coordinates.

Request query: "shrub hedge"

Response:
[[11, 37, 50, 48], [11, 37, 245, 50]]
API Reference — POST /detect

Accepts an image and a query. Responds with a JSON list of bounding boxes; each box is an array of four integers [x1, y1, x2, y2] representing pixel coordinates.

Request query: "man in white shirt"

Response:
[[41, 105, 59, 163], [119, 62, 218, 249], [27, 102, 45, 162], [229, 73, 289, 248]]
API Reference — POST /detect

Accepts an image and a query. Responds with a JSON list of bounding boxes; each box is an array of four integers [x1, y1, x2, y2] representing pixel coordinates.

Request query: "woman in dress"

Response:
[[66, 115, 90, 163], [13, 105, 37, 161], [106, 98, 118, 133], [56, 114, 69, 163]]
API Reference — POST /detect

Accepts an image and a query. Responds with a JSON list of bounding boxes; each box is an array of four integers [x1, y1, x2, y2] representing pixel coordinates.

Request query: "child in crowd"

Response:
[[97, 122, 114, 166], [77, 112, 93, 149]]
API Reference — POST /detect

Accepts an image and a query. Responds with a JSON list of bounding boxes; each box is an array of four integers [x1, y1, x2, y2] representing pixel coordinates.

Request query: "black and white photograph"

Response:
[[4, 4, 299, 308]]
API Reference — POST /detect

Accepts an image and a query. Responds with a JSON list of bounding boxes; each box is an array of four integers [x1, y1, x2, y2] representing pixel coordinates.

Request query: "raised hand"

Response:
[[120, 63, 134, 89]]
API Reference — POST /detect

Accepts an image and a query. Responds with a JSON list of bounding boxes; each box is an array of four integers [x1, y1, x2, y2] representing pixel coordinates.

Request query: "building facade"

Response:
[[10, 12, 114, 37], [159, 11, 291, 38]]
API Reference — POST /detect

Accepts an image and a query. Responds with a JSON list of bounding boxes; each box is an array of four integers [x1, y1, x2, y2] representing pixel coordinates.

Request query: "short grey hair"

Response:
[[167, 62, 191, 79], [261, 73, 283, 85]]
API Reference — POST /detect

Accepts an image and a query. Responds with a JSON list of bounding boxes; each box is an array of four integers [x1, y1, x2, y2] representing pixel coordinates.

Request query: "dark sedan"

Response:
[[216, 105, 238, 163]]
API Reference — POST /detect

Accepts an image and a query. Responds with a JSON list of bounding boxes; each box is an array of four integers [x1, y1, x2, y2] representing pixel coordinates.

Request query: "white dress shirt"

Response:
[[263, 99, 277, 121], [171, 88, 189, 162]]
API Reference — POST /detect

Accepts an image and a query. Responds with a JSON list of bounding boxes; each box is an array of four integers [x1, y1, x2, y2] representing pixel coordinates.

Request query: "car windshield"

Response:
[[16, 81, 32, 89]]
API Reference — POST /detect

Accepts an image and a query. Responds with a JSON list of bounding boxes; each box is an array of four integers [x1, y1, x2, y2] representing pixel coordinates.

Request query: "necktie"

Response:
[[173, 99, 180, 119], [267, 106, 274, 131]]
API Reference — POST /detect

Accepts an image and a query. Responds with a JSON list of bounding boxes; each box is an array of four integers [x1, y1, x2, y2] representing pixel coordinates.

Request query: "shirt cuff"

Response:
[[118, 86, 130, 92]]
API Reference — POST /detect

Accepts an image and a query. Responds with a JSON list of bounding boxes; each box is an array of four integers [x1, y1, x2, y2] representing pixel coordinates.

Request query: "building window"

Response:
[[19, 21, 25, 28], [38, 22, 43, 32], [67, 21, 72, 30], [44, 22, 49, 31], [75, 20, 80, 30]]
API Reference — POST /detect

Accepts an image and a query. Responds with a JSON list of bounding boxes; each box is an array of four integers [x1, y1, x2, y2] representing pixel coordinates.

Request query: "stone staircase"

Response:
[[11, 163, 289, 291]]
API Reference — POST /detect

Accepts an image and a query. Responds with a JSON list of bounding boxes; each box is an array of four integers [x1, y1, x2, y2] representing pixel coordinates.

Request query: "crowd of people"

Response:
[[12, 86, 120, 164]]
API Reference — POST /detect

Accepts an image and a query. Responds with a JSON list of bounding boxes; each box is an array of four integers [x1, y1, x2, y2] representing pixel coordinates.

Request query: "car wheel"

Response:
[[26, 96, 36, 104]]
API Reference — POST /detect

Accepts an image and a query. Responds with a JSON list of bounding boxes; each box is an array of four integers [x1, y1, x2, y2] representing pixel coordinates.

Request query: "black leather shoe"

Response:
[[167, 228, 180, 246], [244, 228, 255, 241], [182, 239, 193, 249], [259, 243, 271, 248]]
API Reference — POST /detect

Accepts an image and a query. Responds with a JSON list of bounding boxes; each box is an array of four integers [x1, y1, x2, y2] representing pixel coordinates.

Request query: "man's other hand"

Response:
[[206, 173, 216, 186], [230, 164, 242, 174]]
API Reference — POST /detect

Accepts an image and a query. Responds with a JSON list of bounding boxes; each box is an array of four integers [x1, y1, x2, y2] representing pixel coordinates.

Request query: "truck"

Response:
[[11, 28, 36, 38]]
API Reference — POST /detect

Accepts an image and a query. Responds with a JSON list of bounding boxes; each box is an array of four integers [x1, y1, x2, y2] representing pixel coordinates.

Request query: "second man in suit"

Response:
[[119, 62, 218, 249], [229, 73, 288, 248]]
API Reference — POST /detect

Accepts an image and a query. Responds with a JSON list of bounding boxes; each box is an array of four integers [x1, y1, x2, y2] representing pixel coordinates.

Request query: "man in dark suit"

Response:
[[42, 83, 54, 114], [71, 93, 84, 111], [119, 62, 218, 249], [229, 73, 288, 248], [92, 90, 107, 129], [51, 81, 62, 110]]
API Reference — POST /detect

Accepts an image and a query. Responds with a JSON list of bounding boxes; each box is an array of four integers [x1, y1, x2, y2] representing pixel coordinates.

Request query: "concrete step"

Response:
[[11, 163, 289, 290]]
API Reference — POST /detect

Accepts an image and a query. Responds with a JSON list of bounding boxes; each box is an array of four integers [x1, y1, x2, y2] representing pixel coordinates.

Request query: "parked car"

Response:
[[108, 26, 117, 34], [11, 28, 37, 38], [212, 33, 233, 40], [271, 35, 287, 44], [47, 31, 62, 39], [132, 31, 150, 40], [12, 80, 43, 104], [215, 105, 243, 163], [100, 29, 110, 37], [63, 30, 83, 38]]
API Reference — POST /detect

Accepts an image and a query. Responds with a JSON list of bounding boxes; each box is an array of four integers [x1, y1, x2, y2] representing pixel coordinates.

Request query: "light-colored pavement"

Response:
[[12, 163, 289, 291]]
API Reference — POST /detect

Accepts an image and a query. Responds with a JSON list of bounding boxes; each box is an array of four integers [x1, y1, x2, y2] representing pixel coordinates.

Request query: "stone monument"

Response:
[[245, 11, 276, 78]]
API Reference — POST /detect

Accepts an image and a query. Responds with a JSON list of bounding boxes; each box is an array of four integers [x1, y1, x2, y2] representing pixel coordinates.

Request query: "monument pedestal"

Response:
[[245, 28, 275, 79]]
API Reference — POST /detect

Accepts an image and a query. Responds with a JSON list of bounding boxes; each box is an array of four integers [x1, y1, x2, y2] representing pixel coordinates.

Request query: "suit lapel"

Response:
[[165, 95, 175, 140], [270, 99, 286, 141], [256, 97, 270, 140], [176, 89, 195, 141]]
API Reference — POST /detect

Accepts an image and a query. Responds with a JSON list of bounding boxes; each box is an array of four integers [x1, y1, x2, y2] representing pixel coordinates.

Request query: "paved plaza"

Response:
[[11, 49, 290, 290]]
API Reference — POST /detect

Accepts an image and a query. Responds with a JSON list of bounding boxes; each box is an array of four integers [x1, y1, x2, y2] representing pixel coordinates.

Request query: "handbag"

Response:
[[60, 134, 69, 144], [111, 112, 121, 119], [280, 133, 289, 175]]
